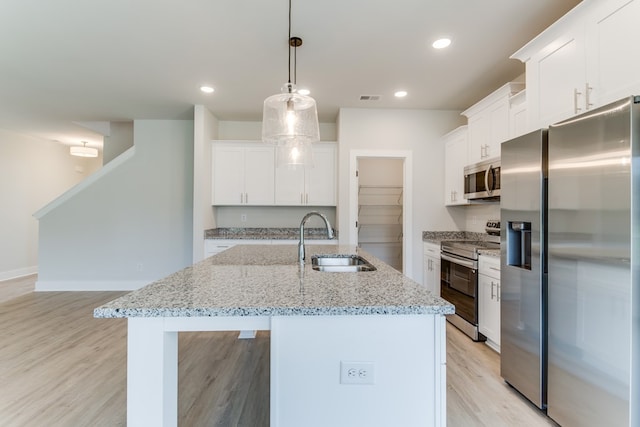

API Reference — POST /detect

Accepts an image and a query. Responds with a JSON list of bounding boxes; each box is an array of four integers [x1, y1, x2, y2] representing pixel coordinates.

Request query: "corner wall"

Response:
[[0, 129, 102, 280], [36, 120, 194, 291], [337, 108, 465, 281]]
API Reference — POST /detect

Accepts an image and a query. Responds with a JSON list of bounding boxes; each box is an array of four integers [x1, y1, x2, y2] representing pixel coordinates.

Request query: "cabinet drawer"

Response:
[[423, 242, 440, 258], [479, 255, 500, 279]]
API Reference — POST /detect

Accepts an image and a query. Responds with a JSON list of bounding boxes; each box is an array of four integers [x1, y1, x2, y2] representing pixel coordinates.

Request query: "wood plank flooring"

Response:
[[0, 281, 557, 426]]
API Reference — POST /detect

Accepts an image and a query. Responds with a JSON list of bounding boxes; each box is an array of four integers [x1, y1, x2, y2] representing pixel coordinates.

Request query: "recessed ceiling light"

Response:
[[432, 38, 451, 49], [298, 89, 310, 96], [200, 86, 214, 94], [394, 90, 408, 98]]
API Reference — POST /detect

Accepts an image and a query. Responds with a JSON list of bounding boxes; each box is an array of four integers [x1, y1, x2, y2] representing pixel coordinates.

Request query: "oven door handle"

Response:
[[441, 253, 476, 269]]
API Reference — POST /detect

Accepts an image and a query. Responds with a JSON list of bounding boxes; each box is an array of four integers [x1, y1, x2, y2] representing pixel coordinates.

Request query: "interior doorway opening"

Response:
[[357, 158, 404, 271], [349, 150, 412, 275]]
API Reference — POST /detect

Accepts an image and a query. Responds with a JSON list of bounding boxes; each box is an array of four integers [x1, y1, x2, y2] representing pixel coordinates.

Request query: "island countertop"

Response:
[[94, 244, 454, 318]]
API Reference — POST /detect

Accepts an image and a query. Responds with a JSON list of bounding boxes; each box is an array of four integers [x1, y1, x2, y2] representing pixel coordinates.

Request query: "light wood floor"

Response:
[[0, 279, 557, 426]]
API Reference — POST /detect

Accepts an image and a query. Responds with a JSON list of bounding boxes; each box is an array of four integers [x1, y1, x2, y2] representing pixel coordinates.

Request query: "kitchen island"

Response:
[[94, 244, 454, 427]]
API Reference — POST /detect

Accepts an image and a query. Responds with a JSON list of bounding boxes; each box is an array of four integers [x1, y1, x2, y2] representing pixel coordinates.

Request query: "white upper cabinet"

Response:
[[213, 142, 336, 207], [462, 82, 525, 164], [509, 89, 528, 139], [585, 0, 640, 107], [513, 0, 640, 130], [212, 143, 275, 205], [274, 143, 337, 206], [443, 126, 469, 206]]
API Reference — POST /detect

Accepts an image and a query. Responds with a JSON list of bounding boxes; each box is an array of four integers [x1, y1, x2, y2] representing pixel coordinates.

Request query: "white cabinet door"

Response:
[[463, 82, 524, 164], [212, 144, 274, 205], [244, 147, 275, 205], [467, 113, 488, 165], [478, 255, 501, 351], [212, 146, 245, 205], [275, 143, 336, 206], [443, 126, 469, 206], [274, 167, 305, 205], [528, 31, 586, 129], [585, 0, 640, 108], [306, 145, 336, 206], [509, 90, 528, 138], [516, 0, 640, 130], [423, 242, 441, 296]]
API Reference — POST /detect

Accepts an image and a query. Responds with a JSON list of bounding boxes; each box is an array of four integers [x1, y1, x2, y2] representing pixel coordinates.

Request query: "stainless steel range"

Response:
[[440, 221, 500, 341]]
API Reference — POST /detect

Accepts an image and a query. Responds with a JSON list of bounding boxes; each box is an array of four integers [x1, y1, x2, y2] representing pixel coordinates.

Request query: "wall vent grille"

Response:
[[359, 95, 381, 101]]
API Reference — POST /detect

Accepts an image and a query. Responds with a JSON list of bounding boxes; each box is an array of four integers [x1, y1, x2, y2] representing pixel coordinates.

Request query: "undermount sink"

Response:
[[311, 255, 377, 272]]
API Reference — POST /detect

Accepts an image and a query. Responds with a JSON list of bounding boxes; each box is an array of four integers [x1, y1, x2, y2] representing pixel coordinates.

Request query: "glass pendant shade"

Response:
[[275, 140, 313, 169], [262, 83, 320, 145]]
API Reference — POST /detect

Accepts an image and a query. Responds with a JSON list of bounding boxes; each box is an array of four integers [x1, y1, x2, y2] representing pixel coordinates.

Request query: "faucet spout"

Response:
[[299, 211, 334, 262]]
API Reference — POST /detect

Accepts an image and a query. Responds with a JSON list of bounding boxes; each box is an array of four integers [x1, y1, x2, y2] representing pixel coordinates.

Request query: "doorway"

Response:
[[349, 150, 412, 275]]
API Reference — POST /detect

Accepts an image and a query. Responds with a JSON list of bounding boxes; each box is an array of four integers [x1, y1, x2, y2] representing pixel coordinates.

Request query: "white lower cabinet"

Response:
[[423, 242, 441, 297], [478, 255, 501, 352]]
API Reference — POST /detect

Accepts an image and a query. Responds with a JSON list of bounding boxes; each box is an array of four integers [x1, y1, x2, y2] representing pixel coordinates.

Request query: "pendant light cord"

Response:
[[287, 0, 292, 86]]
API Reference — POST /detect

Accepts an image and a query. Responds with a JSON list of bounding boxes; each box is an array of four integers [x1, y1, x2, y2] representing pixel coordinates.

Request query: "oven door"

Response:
[[440, 253, 478, 325]]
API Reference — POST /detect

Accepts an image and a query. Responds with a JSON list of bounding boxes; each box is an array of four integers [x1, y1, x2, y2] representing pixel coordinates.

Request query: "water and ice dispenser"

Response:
[[507, 221, 531, 270]]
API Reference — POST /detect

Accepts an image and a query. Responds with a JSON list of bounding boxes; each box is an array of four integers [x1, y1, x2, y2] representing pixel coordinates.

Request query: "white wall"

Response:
[[192, 106, 219, 262], [0, 129, 101, 280], [103, 121, 134, 165], [36, 120, 194, 290], [337, 108, 465, 281]]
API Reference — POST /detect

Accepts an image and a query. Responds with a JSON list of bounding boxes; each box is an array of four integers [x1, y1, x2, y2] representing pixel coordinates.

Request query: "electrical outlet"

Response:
[[240, 214, 247, 222], [340, 361, 375, 385]]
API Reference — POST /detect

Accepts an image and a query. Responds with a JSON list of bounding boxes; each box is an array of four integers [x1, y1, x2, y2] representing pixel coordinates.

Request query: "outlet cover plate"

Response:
[[340, 361, 375, 385]]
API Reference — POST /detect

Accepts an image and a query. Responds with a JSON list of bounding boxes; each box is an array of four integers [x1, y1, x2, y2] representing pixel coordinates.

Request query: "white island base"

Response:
[[127, 313, 446, 427]]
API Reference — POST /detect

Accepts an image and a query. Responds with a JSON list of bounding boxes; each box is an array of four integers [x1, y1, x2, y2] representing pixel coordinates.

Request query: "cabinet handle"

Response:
[[497, 282, 501, 302], [453, 190, 457, 202], [585, 83, 593, 110], [300, 193, 303, 204], [484, 144, 489, 158], [490, 281, 495, 300], [480, 145, 485, 158], [245, 193, 248, 204], [240, 193, 244, 204], [306, 193, 309, 204], [574, 88, 583, 114]]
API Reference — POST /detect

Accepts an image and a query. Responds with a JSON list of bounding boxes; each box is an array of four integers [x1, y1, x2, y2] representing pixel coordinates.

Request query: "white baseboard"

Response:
[[35, 280, 148, 292], [0, 266, 38, 282]]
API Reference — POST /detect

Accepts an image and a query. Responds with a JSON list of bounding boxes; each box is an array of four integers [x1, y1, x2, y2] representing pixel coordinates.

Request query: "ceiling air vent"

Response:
[[359, 95, 381, 101]]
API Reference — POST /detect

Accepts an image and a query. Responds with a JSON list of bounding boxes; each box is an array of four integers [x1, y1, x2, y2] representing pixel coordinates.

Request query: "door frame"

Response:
[[349, 149, 412, 275]]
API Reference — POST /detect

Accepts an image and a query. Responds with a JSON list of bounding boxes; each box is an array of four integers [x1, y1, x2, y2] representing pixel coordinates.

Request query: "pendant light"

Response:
[[70, 141, 98, 158], [262, 0, 319, 169]]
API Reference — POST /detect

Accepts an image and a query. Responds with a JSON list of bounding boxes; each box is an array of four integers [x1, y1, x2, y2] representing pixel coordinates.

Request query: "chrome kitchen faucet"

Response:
[[298, 212, 334, 262]]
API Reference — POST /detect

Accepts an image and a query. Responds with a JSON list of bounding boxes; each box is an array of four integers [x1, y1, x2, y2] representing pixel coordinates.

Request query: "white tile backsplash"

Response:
[[464, 203, 500, 233]]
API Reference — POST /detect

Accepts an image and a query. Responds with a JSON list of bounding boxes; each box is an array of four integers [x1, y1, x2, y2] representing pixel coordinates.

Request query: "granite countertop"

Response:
[[94, 244, 454, 319], [478, 249, 500, 258], [422, 231, 496, 244], [205, 227, 336, 240]]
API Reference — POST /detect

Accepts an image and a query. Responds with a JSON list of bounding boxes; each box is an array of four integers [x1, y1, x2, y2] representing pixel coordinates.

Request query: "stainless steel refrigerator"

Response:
[[501, 96, 639, 427], [500, 128, 548, 410]]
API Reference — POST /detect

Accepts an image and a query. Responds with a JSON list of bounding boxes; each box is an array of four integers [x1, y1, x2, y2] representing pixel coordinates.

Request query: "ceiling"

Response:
[[0, 0, 582, 149]]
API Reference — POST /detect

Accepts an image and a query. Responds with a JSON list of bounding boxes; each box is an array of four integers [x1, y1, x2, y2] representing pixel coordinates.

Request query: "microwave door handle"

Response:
[[484, 165, 493, 196]]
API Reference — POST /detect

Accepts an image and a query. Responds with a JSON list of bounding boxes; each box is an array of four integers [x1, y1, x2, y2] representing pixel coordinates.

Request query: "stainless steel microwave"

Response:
[[463, 157, 500, 200]]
